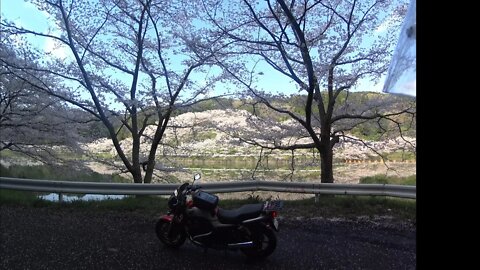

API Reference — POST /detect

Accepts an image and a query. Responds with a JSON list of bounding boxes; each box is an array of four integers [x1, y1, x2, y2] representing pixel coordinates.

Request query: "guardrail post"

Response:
[[58, 193, 63, 203]]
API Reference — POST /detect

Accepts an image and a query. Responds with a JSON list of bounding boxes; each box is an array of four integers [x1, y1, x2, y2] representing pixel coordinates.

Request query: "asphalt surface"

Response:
[[0, 206, 415, 269]]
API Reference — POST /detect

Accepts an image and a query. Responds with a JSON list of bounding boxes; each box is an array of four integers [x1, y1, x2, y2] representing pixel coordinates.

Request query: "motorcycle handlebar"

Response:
[[189, 185, 202, 192]]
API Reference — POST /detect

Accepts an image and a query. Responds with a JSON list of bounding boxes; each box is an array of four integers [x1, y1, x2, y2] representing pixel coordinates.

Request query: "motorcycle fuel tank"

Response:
[[192, 190, 219, 210]]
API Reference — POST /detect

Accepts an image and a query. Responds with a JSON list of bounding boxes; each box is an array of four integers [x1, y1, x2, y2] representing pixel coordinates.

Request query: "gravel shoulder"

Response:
[[0, 205, 415, 269]]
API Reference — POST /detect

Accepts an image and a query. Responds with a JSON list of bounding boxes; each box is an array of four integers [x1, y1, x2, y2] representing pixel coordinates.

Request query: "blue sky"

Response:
[[1, 1, 50, 48], [1, 0, 415, 98]]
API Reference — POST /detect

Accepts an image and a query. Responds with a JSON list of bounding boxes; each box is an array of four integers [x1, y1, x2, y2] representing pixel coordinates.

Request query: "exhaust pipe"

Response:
[[228, 241, 254, 248], [192, 232, 212, 241]]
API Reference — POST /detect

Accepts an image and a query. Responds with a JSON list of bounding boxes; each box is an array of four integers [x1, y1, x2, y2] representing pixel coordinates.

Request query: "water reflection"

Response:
[[39, 193, 127, 202]]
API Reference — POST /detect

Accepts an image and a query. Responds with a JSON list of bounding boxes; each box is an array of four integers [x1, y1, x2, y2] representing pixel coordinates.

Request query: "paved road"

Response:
[[0, 206, 415, 269]]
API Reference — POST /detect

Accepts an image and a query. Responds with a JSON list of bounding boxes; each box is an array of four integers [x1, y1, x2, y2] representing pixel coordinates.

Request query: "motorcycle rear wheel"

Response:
[[241, 225, 277, 260], [155, 219, 186, 248]]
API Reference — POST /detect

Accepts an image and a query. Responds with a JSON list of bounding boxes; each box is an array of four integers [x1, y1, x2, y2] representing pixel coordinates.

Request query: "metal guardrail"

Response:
[[0, 177, 416, 199]]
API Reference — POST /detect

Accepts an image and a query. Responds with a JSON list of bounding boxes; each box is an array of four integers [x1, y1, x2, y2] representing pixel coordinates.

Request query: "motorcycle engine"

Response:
[[186, 207, 214, 236]]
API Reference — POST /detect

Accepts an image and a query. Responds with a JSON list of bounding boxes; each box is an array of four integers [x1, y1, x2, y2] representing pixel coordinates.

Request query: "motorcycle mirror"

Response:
[[193, 173, 201, 183]]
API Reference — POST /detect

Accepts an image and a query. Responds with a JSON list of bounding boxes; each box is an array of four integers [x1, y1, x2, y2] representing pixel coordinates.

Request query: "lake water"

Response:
[[39, 193, 127, 202]]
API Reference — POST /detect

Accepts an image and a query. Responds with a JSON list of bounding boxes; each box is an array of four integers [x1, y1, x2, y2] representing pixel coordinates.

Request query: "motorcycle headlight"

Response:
[[174, 189, 178, 196], [168, 195, 178, 209]]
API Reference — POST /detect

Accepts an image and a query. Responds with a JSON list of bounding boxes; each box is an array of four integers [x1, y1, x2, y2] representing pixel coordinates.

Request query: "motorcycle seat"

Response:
[[217, 203, 263, 224]]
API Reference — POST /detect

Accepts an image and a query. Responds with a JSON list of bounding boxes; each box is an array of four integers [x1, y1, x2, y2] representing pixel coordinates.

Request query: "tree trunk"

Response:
[[143, 162, 154, 184], [320, 145, 334, 183], [132, 167, 143, 184]]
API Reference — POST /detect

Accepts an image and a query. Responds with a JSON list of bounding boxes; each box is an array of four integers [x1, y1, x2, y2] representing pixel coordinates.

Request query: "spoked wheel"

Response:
[[155, 219, 186, 248], [241, 225, 277, 260]]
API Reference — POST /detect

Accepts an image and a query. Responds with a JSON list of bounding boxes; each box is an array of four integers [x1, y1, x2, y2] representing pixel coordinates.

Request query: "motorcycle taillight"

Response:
[[271, 211, 278, 218]]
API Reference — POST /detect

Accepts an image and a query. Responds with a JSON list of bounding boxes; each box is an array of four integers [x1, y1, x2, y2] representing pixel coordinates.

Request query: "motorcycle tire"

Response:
[[155, 219, 186, 248], [241, 225, 277, 260]]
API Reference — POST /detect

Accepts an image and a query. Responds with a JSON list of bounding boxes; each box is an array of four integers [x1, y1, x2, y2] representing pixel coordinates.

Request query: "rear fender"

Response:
[[269, 218, 280, 232], [243, 214, 279, 232]]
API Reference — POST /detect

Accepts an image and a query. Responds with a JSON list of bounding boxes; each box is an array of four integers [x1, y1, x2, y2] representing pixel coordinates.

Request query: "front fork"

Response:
[[160, 213, 184, 238]]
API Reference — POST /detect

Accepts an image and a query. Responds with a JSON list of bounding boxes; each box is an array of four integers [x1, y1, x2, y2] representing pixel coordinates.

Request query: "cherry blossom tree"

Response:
[[1, 41, 88, 165], [203, 0, 415, 183], [1, 0, 225, 183]]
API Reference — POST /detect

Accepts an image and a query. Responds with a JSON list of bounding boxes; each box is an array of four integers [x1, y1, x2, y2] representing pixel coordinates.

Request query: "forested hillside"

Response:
[[94, 93, 416, 143]]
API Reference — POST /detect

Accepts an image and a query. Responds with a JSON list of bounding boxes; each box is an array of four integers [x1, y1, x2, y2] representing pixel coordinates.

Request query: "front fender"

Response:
[[160, 214, 173, 222]]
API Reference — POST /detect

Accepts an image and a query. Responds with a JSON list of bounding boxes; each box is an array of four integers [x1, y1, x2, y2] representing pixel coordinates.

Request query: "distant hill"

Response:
[[175, 92, 416, 141], [84, 108, 416, 162], [82, 92, 415, 142]]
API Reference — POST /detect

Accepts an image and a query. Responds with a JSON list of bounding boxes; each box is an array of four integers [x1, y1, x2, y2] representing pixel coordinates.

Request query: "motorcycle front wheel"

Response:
[[241, 225, 277, 260], [155, 219, 186, 248]]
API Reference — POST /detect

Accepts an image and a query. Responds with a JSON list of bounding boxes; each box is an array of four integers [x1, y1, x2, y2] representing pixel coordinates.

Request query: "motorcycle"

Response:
[[155, 173, 283, 259]]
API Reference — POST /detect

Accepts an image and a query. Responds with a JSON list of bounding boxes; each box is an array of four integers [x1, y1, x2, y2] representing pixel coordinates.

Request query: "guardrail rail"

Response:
[[0, 177, 416, 199]]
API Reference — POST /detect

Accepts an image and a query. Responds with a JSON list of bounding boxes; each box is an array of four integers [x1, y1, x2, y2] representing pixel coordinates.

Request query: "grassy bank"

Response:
[[0, 189, 415, 221], [0, 164, 130, 183], [359, 174, 416, 185]]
